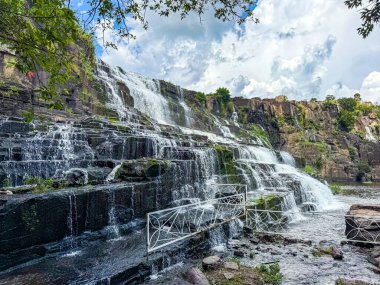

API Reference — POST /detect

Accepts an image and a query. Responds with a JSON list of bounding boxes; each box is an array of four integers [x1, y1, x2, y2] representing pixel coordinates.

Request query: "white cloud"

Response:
[[360, 71, 380, 102], [324, 71, 380, 102], [99, 0, 380, 102]]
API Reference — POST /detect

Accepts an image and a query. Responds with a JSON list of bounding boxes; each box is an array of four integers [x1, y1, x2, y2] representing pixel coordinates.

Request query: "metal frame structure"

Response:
[[147, 191, 246, 253], [146, 181, 379, 253]]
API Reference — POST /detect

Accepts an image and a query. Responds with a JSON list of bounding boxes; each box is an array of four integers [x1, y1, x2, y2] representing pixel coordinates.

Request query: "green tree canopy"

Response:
[[345, 0, 380, 38], [337, 97, 358, 112], [215, 87, 231, 103], [0, 0, 258, 104]]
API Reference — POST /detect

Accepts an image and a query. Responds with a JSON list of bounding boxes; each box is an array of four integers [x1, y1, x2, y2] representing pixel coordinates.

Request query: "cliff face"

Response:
[[229, 96, 380, 182], [1, 48, 379, 183]]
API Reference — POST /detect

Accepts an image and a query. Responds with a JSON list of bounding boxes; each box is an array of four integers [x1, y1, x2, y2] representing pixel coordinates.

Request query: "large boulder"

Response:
[[345, 204, 380, 243]]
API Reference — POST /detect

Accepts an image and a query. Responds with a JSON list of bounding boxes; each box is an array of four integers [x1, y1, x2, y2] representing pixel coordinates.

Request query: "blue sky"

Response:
[[90, 0, 380, 102]]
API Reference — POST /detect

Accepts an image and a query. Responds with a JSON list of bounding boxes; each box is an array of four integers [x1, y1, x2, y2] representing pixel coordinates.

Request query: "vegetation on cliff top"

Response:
[[0, 0, 258, 105]]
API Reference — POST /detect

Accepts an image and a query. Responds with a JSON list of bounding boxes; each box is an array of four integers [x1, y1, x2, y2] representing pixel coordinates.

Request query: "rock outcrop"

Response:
[[230, 96, 380, 182]]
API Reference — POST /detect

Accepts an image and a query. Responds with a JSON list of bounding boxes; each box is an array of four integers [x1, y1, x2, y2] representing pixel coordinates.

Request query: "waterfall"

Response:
[[211, 114, 235, 138], [274, 164, 339, 211], [66, 193, 78, 251], [280, 151, 296, 167], [237, 145, 278, 163], [365, 126, 376, 142], [193, 148, 217, 181], [96, 61, 174, 125], [107, 190, 121, 239], [231, 107, 239, 127], [96, 65, 128, 119], [106, 164, 122, 182], [281, 192, 303, 222]]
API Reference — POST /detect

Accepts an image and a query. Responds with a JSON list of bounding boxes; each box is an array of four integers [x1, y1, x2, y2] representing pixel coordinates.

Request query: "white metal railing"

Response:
[[147, 192, 246, 253]]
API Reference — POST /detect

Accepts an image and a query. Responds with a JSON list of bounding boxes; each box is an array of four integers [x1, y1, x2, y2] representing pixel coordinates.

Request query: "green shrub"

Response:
[[348, 147, 357, 162], [337, 97, 357, 112], [304, 165, 319, 176], [330, 184, 342, 195], [2, 178, 11, 188], [24, 176, 54, 194], [256, 262, 283, 285], [194, 92, 207, 107], [215, 87, 231, 104], [323, 95, 336, 110], [22, 109, 35, 123], [254, 194, 281, 210], [338, 110, 356, 131], [357, 162, 371, 180], [273, 115, 286, 128], [108, 117, 119, 123], [251, 124, 271, 147], [357, 102, 374, 116], [316, 157, 324, 169]]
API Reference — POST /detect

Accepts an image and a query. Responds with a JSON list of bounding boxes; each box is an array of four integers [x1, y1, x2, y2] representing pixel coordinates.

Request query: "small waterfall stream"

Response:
[[365, 126, 376, 142]]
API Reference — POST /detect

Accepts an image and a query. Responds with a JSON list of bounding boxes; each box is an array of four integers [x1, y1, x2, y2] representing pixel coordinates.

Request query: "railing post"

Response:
[[146, 212, 150, 262]]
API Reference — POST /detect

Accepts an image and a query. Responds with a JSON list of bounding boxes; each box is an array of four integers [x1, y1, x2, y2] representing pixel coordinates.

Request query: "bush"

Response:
[[194, 92, 207, 107], [256, 262, 283, 285], [338, 110, 356, 131], [214, 87, 231, 104], [24, 176, 54, 194], [330, 184, 342, 195], [357, 162, 372, 181], [304, 165, 319, 176], [348, 147, 357, 161], [337, 97, 357, 112], [323, 95, 336, 110], [2, 178, 11, 187]]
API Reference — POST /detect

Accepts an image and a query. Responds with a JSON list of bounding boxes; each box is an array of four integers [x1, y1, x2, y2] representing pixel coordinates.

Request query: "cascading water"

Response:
[[65, 192, 79, 254], [107, 190, 121, 239], [280, 151, 296, 167], [365, 126, 376, 142], [106, 164, 122, 182], [235, 144, 339, 214], [231, 107, 240, 127]]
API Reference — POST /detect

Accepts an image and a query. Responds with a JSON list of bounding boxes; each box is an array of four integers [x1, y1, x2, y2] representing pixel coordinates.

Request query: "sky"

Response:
[[94, 0, 380, 103]]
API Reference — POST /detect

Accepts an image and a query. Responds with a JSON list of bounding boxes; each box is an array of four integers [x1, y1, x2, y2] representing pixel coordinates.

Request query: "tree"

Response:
[[345, 0, 380, 38], [323, 95, 336, 110], [215, 87, 231, 103], [0, 0, 258, 105], [337, 97, 357, 111], [354, 92, 361, 101], [0, 0, 94, 107], [338, 109, 356, 131]]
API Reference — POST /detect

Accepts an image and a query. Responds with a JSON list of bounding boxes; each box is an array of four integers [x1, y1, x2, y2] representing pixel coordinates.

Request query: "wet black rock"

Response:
[[331, 246, 344, 260], [234, 250, 245, 257], [65, 168, 88, 186]]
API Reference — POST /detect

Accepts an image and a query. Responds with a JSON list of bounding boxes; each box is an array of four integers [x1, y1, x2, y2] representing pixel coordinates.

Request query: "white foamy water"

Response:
[[274, 164, 342, 211], [365, 126, 376, 142], [237, 145, 278, 163], [280, 151, 296, 167]]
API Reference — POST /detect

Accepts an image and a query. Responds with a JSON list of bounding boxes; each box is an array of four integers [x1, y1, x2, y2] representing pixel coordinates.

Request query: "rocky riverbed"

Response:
[[145, 185, 380, 285]]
